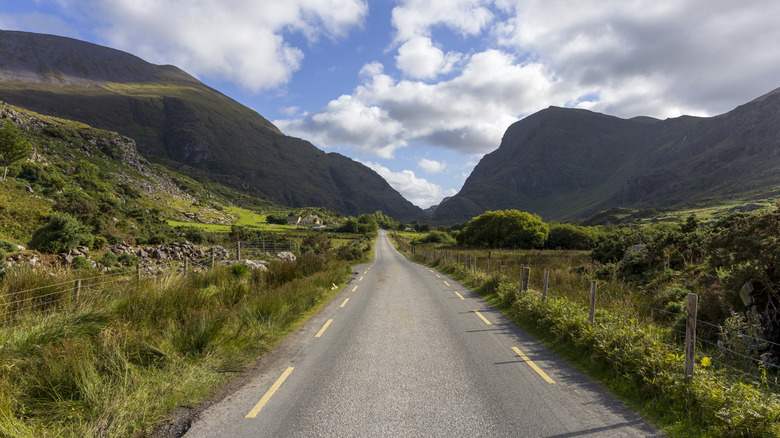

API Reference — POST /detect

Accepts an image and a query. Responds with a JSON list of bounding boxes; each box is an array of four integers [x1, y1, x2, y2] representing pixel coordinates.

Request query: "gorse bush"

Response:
[[29, 212, 94, 253]]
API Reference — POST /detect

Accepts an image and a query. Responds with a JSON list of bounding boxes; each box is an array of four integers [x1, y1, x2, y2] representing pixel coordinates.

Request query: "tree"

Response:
[[457, 210, 549, 249], [0, 119, 31, 180]]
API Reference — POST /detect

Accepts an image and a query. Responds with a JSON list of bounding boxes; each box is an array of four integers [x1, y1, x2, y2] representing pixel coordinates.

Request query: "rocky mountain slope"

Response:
[[434, 87, 780, 223], [0, 30, 423, 220]]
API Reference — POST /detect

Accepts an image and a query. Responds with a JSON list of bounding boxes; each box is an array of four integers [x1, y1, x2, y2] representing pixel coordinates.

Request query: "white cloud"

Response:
[[276, 49, 562, 158], [395, 36, 460, 79], [87, 0, 368, 92], [418, 158, 446, 174], [492, 0, 780, 117], [360, 161, 457, 208], [391, 0, 494, 42]]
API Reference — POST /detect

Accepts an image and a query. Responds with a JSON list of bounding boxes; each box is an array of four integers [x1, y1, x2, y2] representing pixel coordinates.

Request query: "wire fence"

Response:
[[395, 238, 780, 390], [0, 238, 303, 328]]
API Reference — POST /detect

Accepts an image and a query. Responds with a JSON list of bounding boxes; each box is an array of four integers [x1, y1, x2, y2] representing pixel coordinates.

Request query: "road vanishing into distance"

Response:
[[184, 231, 660, 437]]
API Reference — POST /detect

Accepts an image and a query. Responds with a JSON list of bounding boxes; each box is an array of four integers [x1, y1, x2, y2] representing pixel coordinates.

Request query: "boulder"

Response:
[[278, 251, 296, 262]]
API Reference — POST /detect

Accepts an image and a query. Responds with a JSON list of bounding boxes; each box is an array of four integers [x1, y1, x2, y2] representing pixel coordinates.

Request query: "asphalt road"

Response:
[[184, 230, 660, 437]]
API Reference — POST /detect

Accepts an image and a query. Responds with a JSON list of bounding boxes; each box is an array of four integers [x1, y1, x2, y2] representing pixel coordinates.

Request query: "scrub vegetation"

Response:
[[393, 206, 780, 436]]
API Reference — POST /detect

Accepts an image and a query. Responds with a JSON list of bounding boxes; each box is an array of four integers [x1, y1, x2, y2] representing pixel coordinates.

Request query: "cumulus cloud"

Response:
[[391, 0, 494, 42], [276, 50, 560, 158], [395, 36, 460, 79], [360, 161, 457, 208], [418, 158, 446, 174], [493, 0, 780, 117], [85, 0, 368, 92]]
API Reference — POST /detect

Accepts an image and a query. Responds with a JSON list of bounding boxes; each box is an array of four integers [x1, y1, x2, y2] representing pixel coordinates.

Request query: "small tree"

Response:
[[0, 119, 31, 180]]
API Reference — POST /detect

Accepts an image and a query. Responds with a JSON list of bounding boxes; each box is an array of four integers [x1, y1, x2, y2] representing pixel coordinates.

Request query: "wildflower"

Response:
[[701, 357, 711, 368]]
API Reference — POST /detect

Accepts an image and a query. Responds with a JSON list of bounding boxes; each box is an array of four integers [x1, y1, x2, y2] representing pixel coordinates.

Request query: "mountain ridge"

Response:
[[434, 87, 780, 223], [0, 30, 424, 221]]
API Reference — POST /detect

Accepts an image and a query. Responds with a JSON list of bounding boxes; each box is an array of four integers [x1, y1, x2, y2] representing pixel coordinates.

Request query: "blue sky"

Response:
[[3, 1, 780, 208]]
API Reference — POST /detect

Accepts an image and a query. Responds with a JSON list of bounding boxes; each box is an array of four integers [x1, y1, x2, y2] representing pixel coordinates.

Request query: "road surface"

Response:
[[184, 230, 659, 437]]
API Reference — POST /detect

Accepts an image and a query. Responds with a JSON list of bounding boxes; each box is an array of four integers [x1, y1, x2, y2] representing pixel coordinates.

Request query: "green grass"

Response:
[[0, 254, 356, 437], [393, 238, 780, 437]]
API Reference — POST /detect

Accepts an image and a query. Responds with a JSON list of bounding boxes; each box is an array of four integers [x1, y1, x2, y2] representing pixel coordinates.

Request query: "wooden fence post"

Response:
[[184, 259, 189, 275], [73, 279, 81, 301], [523, 267, 531, 291], [498, 260, 502, 276], [542, 269, 549, 300], [237, 241, 241, 261], [211, 248, 215, 269], [685, 293, 699, 380], [486, 258, 490, 276], [589, 281, 597, 324], [519, 264, 525, 294]]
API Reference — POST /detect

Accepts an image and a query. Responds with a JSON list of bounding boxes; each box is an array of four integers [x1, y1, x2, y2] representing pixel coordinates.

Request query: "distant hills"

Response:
[[434, 87, 780, 223], [0, 30, 423, 221]]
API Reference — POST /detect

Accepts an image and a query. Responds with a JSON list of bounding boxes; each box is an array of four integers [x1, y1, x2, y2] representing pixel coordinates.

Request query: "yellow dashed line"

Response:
[[340, 298, 349, 308], [245, 367, 295, 418], [443, 281, 450, 287], [454, 291, 465, 300], [359, 276, 364, 281], [315, 319, 333, 338], [474, 310, 492, 325], [512, 347, 555, 384], [352, 285, 358, 292]]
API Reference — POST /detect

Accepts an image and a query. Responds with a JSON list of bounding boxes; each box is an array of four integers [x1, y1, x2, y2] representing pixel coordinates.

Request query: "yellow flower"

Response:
[[701, 357, 711, 368]]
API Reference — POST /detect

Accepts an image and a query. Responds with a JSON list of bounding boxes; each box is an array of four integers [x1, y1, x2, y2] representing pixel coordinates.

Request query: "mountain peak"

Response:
[[0, 30, 423, 220]]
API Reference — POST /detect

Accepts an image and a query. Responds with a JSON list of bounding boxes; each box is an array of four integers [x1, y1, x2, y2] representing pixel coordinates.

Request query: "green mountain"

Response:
[[0, 30, 423, 221], [434, 87, 780, 223]]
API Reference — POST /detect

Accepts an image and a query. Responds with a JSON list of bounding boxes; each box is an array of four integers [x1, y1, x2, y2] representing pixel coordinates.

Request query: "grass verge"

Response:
[[392, 239, 780, 437], [0, 253, 357, 437]]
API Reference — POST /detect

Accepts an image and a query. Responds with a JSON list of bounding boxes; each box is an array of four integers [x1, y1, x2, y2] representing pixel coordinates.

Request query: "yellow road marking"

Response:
[[352, 285, 358, 292], [454, 291, 465, 300], [443, 281, 450, 287], [340, 298, 349, 308], [435, 274, 441, 278], [315, 319, 333, 338], [245, 367, 295, 418], [512, 347, 556, 384], [359, 276, 364, 281], [474, 310, 492, 325]]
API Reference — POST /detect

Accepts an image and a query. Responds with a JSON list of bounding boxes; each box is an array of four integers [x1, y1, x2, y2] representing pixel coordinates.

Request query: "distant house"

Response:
[[301, 215, 323, 226], [286, 215, 301, 225]]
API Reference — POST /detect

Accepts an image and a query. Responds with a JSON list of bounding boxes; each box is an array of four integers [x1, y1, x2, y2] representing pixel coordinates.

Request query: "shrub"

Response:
[[0, 248, 5, 269], [93, 235, 107, 250], [29, 213, 94, 254], [108, 235, 124, 245], [0, 240, 15, 252], [100, 252, 119, 268], [71, 256, 90, 269], [118, 253, 139, 267]]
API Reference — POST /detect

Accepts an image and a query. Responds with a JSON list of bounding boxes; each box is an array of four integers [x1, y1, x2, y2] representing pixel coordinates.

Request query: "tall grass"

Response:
[[0, 254, 353, 437], [397, 239, 780, 436]]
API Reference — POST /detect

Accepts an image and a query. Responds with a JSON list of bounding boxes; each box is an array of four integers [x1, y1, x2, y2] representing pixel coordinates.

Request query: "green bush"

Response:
[[29, 213, 94, 254], [0, 239, 15, 252], [71, 256, 90, 269], [100, 252, 119, 268], [118, 253, 139, 267], [93, 235, 107, 250], [0, 248, 6, 269], [108, 235, 124, 245]]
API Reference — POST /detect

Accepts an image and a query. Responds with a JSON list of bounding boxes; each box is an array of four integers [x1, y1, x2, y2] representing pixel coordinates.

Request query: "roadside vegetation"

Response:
[[0, 105, 388, 436], [394, 207, 780, 437]]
